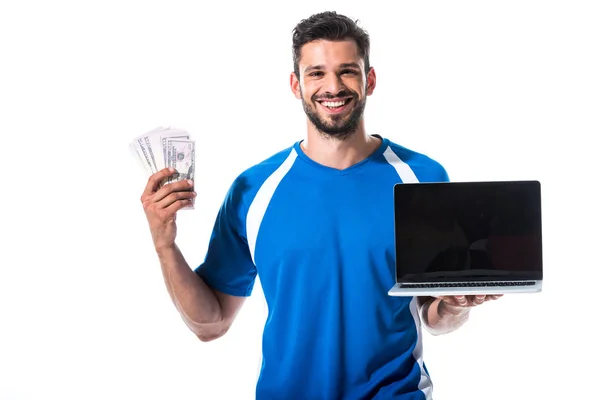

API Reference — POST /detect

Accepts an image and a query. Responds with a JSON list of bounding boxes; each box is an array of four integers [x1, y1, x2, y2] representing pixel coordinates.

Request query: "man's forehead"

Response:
[[298, 39, 364, 70]]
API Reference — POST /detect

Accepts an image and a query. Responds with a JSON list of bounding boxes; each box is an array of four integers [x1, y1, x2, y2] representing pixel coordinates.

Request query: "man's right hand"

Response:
[[140, 167, 197, 251]]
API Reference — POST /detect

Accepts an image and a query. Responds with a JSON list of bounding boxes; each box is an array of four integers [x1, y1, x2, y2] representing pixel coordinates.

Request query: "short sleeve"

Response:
[[194, 178, 257, 297], [438, 164, 450, 182]]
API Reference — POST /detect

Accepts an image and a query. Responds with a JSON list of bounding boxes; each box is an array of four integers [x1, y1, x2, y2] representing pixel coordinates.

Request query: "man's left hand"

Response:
[[437, 294, 503, 315]]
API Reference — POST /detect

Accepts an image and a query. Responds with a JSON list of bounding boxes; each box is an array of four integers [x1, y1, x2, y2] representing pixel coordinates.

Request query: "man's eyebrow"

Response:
[[304, 65, 325, 73], [304, 63, 362, 74], [339, 63, 361, 69]]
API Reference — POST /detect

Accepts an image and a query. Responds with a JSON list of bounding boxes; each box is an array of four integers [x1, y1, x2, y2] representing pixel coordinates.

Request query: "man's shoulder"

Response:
[[384, 138, 442, 166], [236, 144, 296, 183], [226, 143, 297, 204], [384, 137, 450, 181]]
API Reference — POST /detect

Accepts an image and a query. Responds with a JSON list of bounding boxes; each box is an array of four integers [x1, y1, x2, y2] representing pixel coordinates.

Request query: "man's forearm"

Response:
[[420, 297, 470, 336], [156, 244, 224, 338]]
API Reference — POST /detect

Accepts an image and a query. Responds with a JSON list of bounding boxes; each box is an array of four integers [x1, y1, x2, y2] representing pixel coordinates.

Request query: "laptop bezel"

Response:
[[392, 180, 543, 285]]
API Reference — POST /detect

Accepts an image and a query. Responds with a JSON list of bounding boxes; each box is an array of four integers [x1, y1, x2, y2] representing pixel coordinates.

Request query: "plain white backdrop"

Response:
[[1, 0, 598, 399]]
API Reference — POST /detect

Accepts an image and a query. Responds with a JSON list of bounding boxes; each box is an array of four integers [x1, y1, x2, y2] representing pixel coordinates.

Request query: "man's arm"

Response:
[[157, 244, 246, 342], [141, 168, 246, 342], [417, 294, 502, 336]]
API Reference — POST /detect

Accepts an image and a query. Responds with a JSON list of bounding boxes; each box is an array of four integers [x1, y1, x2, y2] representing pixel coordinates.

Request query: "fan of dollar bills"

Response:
[[129, 126, 195, 208]]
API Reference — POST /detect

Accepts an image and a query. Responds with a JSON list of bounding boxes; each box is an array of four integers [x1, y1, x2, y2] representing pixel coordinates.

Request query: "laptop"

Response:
[[388, 180, 543, 296]]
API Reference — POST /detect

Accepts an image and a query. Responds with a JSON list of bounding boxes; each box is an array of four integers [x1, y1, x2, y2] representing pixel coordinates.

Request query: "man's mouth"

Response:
[[316, 98, 353, 113]]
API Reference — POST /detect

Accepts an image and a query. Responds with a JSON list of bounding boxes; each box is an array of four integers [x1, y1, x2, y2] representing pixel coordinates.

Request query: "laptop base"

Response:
[[387, 281, 542, 297]]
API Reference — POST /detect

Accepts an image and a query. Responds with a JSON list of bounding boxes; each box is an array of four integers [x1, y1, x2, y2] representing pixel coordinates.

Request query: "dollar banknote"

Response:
[[166, 138, 195, 209], [130, 126, 190, 174], [129, 126, 195, 209], [167, 139, 195, 181]]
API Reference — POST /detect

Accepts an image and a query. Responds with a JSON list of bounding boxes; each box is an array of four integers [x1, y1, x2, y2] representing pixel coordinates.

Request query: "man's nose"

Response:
[[321, 73, 345, 96]]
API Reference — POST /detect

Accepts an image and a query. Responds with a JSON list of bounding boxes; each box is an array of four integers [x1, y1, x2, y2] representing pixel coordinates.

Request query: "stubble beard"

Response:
[[300, 88, 367, 141]]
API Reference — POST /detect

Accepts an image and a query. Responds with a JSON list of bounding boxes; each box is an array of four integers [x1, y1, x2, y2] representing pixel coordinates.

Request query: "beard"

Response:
[[300, 87, 366, 141]]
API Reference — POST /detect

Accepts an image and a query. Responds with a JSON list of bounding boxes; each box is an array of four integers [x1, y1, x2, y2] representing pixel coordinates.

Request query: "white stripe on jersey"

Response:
[[382, 146, 419, 183], [408, 297, 434, 399], [246, 148, 298, 265], [383, 146, 432, 398]]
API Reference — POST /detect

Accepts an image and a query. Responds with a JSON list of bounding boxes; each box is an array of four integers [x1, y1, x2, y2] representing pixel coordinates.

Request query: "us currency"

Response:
[[130, 128, 160, 174], [142, 136, 159, 173], [166, 138, 195, 209], [131, 135, 155, 175], [145, 126, 189, 171], [129, 141, 153, 176], [130, 126, 191, 176], [160, 131, 189, 170]]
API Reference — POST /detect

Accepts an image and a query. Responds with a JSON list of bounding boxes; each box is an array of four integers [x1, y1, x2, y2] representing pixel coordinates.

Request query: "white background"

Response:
[[1, 0, 598, 399]]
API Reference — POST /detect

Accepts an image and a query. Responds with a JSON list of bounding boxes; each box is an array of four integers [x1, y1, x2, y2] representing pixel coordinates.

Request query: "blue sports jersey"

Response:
[[195, 135, 449, 399]]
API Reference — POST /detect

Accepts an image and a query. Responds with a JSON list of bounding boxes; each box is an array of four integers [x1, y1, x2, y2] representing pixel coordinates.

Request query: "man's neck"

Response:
[[300, 121, 382, 170]]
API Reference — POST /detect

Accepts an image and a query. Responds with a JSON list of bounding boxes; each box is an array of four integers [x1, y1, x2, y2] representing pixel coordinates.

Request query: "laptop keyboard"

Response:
[[399, 281, 535, 288]]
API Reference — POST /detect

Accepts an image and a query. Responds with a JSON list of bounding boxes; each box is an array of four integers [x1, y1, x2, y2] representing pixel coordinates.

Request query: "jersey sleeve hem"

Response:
[[195, 268, 254, 297]]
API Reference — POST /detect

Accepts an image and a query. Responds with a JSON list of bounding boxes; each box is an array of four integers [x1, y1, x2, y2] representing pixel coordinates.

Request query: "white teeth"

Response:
[[321, 100, 347, 108]]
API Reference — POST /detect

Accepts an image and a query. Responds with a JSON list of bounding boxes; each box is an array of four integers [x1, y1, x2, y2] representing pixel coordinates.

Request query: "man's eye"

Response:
[[309, 72, 323, 77], [342, 70, 357, 75]]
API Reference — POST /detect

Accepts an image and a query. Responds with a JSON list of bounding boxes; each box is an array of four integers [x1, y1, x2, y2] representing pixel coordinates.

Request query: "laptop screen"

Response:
[[393, 181, 543, 283]]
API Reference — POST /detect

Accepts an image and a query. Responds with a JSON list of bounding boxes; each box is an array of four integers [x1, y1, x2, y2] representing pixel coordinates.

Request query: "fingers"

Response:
[[437, 295, 467, 310], [440, 294, 502, 308], [165, 196, 195, 213], [141, 168, 178, 199], [465, 294, 502, 306], [452, 295, 468, 307], [440, 295, 469, 307], [438, 296, 468, 316], [140, 168, 196, 216], [157, 189, 197, 209], [476, 294, 502, 303], [154, 179, 195, 204]]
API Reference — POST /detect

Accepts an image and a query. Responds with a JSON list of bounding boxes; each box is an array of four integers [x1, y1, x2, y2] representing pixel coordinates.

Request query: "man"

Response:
[[140, 11, 501, 400]]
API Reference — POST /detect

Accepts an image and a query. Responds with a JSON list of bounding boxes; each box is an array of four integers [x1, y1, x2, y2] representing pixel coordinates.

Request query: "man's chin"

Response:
[[304, 103, 363, 139], [317, 124, 357, 139]]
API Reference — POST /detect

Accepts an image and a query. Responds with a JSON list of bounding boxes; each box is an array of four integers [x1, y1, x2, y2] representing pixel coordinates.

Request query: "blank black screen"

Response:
[[393, 181, 543, 282]]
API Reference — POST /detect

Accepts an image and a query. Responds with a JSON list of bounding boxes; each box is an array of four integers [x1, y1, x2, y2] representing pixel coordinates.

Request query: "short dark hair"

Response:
[[292, 11, 371, 78]]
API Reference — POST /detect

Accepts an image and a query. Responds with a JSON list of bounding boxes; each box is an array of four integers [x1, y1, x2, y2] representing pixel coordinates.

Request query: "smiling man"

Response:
[[297, 50, 367, 139], [141, 11, 500, 400]]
